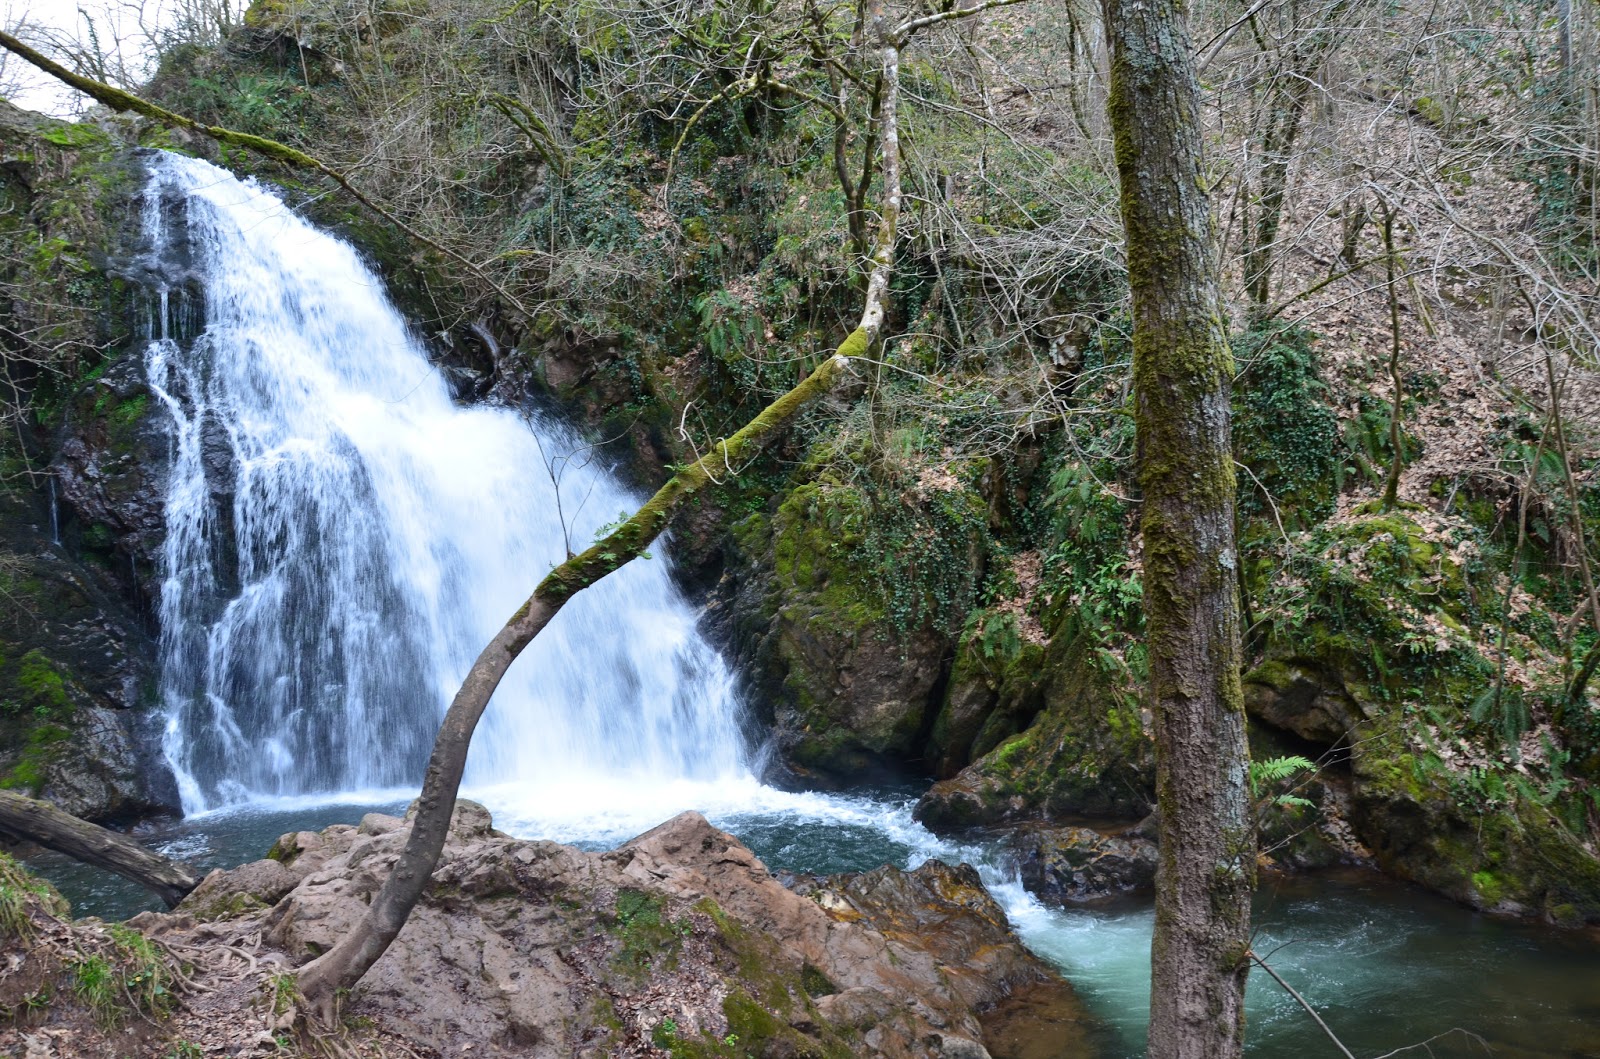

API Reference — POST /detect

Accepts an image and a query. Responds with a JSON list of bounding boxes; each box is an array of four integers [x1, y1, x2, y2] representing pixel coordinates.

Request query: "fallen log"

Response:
[[0, 790, 198, 908]]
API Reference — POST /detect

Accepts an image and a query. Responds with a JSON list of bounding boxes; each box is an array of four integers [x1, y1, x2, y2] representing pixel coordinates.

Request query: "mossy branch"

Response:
[[0, 29, 526, 316], [481, 92, 569, 177], [533, 345, 857, 607]]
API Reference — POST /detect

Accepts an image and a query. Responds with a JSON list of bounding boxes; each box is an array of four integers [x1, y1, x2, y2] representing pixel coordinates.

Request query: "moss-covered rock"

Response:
[[728, 463, 989, 781], [0, 490, 168, 819], [1244, 658, 1369, 745], [1352, 732, 1600, 924], [0, 103, 172, 821], [916, 626, 1154, 829]]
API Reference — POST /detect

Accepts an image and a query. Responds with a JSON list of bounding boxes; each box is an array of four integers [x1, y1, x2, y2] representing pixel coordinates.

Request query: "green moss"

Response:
[[12, 649, 73, 719], [0, 722, 73, 793], [608, 888, 685, 981], [1471, 870, 1505, 905], [0, 851, 70, 936]]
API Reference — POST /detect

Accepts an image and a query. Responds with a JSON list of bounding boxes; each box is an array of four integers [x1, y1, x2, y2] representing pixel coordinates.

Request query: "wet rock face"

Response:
[[164, 804, 1087, 1057], [51, 353, 171, 597], [1010, 826, 1158, 905], [0, 489, 171, 821], [720, 517, 955, 783]]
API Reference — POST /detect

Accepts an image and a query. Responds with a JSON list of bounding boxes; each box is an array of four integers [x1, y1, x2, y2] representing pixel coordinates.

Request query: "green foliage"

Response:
[[652, 1016, 681, 1048], [1038, 460, 1145, 682], [1249, 755, 1316, 812], [68, 924, 179, 1026], [270, 971, 299, 1015], [1232, 323, 1340, 528], [71, 954, 122, 1023], [1470, 684, 1532, 752], [0, 851, 66, 939], [9, 649, 74, 720], [963, 609, 1022, 665]]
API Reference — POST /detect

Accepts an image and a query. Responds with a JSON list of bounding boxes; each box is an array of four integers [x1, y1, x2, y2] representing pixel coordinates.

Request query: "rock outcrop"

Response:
[[0, 803, 1095, 1057], [723, 476, 986, 782], [1010, 825, 1158, 904], [0, 491, 169, 821], [915, 630, 1154, 831]]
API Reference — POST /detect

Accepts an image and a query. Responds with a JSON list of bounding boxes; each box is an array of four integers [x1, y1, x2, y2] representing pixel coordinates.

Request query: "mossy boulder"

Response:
[[1244, 658, 1369, 745], [915, 627, 1154, 830], [728, 468, 987, 781], [0, 489, 168, 820], [1351, 733, 1600, 925], [924, 622, 1047, 778]]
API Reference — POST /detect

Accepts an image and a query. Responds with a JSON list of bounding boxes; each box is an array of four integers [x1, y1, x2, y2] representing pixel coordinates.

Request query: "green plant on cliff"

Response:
[[1232, 323, 1340, 530], [9, 649, 75, 720]]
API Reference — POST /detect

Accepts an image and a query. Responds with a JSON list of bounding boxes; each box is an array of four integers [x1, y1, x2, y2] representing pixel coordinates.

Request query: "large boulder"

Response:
[[725, 472, 986, 781], [916, 630, 1154, 830], [135, 803, 1092, 1057], [1010, 825, 1158, 904], [1352, 735, 1600, 925]]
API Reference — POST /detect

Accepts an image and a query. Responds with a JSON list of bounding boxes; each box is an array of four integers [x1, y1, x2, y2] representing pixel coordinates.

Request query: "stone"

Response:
[[1011, 826, 1158, 904], [1244, 659, 1366, 745], [162, 806, 1095, 1056]]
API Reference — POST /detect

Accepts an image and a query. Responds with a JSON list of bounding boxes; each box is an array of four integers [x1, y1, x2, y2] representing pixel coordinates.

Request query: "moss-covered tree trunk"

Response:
[[1101, 0, 1255, 1054]]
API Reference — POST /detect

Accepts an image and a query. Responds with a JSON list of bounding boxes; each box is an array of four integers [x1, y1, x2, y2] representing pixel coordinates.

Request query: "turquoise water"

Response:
[[23, 789, 1600, 1058]]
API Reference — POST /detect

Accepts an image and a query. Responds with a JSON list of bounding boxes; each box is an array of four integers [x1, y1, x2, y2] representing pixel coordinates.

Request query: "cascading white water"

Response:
[[142, 152, 749, 814]]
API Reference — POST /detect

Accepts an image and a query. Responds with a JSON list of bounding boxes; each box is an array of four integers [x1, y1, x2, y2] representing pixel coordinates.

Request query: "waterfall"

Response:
[[140, 152, 749, 815]]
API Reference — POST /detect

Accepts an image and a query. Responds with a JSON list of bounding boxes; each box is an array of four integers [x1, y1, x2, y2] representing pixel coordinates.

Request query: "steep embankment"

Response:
[[0, 100, 174, 821]]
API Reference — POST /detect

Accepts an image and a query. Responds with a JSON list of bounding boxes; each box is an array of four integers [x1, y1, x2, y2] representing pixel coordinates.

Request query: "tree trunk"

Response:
[[0, 790, 198, 908], [1101, 0, 1255, 1054], [1379, 199, 1405, 512]]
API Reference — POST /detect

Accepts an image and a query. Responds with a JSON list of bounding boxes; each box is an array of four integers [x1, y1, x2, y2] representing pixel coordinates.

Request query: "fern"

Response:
[[1250, 754, 1314, 790], [1249, 755, 1317, 814]]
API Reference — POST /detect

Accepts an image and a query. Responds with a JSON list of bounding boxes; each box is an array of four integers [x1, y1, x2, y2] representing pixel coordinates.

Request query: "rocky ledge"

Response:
[[2, 803, 1098, 1058]]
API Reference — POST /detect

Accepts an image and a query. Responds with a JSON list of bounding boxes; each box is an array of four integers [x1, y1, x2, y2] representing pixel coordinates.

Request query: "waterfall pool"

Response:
[[23, 785, 1600, 1059], [33, 151, 1588, 1058]]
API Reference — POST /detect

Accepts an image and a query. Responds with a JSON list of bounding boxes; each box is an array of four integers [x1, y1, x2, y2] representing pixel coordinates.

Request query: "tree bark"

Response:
[[1100, 0, 1255, 1054], [1379, 199, 1406, 512], [0, 790, 198, 908]]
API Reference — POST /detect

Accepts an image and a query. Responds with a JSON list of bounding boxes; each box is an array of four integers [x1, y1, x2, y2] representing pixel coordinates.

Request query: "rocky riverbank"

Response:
[[0, 803, 1096, 1058]]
